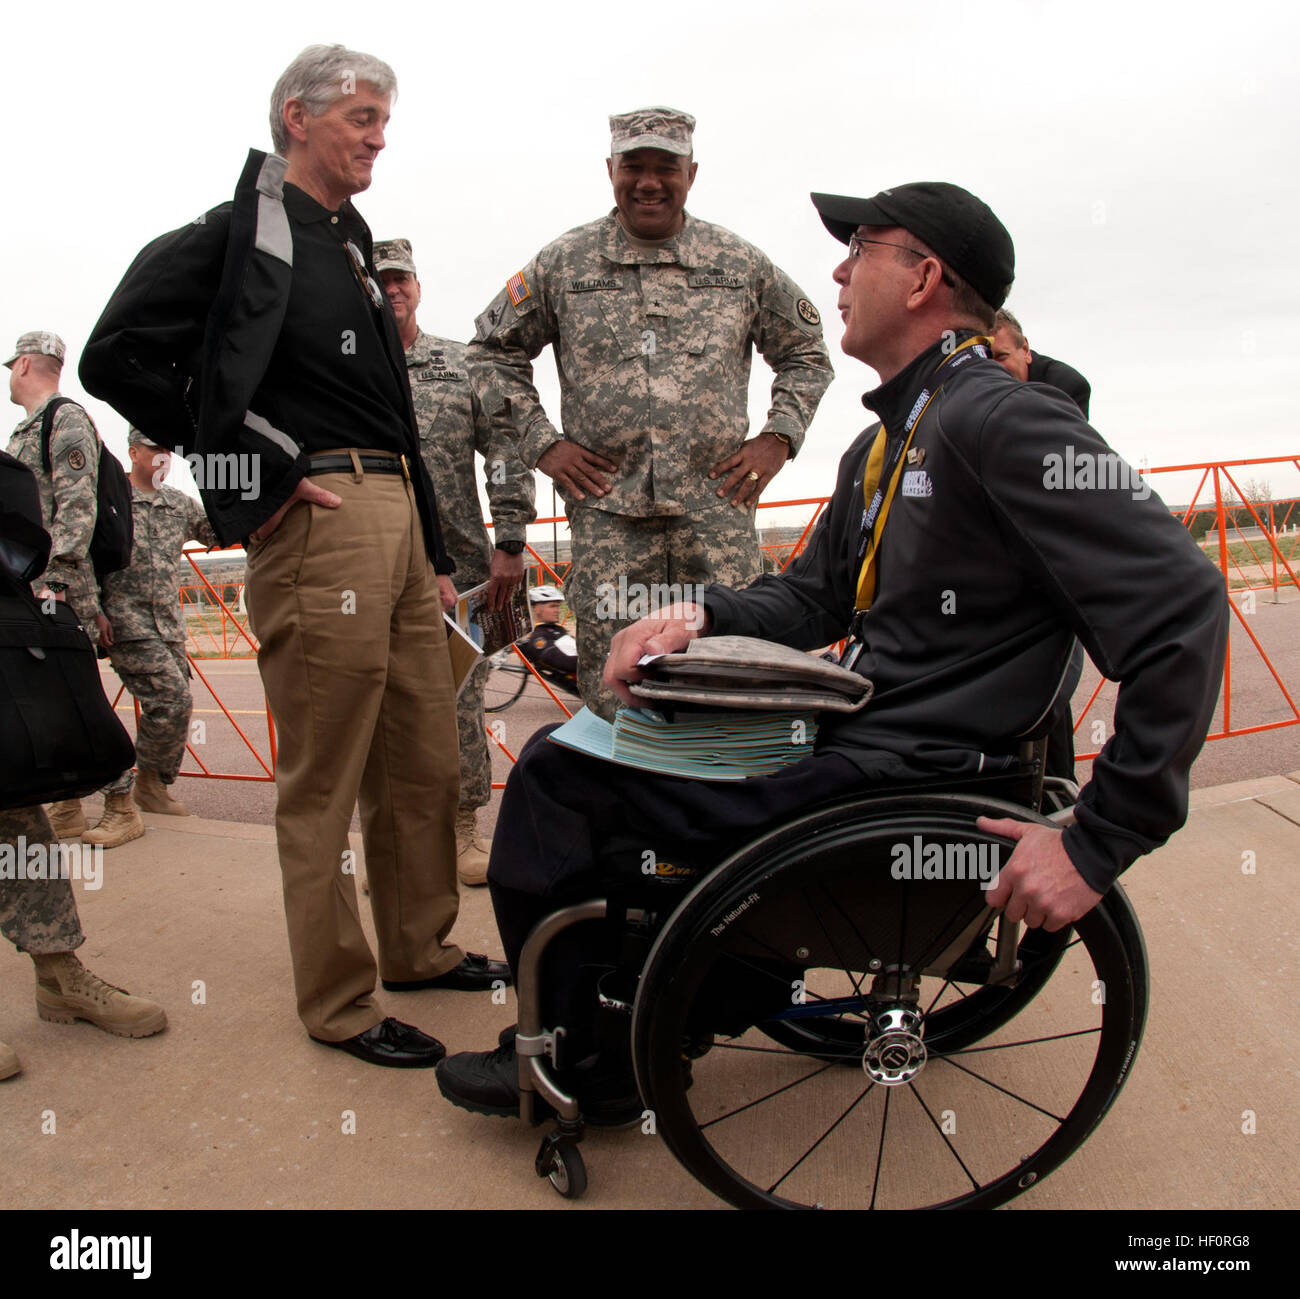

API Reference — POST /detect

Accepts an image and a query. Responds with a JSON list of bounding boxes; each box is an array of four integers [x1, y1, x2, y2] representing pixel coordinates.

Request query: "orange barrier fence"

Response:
[[121, 456, 1295, 787]]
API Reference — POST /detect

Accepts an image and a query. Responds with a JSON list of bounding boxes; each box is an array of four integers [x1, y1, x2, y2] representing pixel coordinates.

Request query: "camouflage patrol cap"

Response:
[[4, 330, 66, 367], [609, 106, 695, 157], [373, 238, 417, 275], [128, 426, 168, 450]]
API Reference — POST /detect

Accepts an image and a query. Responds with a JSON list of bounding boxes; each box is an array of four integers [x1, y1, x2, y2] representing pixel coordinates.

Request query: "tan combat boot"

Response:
[[0, 1038, 19, 1081], [32, 952, 167, 1038], [456, 807, 490, 887], [46, 799, 87, 839], [133, 770, 189, 816], [81, 790, 145, 849]]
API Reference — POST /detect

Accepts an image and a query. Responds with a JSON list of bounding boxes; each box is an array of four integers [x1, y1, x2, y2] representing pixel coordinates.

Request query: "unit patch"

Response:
[[66, 447, 87, 472], [797, 298, 821, 325]]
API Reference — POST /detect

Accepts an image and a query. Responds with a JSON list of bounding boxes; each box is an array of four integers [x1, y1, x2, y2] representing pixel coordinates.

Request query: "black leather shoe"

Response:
[[382, 953, 512, 992], [310, 1017, 446, 1068]]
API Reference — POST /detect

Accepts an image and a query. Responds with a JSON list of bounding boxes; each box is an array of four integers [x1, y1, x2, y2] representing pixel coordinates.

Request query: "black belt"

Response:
[[306, 453, 409, 477]]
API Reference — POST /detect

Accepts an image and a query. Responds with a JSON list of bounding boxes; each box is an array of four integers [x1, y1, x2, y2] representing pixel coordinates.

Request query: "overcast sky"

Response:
[[6, 0, 1296, 525]]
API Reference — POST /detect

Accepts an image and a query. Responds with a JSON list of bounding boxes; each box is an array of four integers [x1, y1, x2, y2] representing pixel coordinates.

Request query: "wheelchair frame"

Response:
[[512, 762, 1149, 1209]]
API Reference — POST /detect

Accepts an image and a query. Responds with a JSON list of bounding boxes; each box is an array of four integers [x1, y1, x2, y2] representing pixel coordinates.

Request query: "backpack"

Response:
[[38, 397, 133, 580], [0, 451, 135, 807]]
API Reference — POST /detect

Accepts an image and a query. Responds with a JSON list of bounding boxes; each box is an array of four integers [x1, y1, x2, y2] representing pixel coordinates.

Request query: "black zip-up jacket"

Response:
[[78, 150, 453, 572], [704, 333, 1228, 892]]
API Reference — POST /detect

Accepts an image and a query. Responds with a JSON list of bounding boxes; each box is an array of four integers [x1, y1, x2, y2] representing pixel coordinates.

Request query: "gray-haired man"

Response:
[[81, 44, 508, 1067]]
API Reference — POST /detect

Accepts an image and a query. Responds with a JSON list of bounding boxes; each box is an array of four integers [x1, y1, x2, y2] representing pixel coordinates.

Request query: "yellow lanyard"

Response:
[[852, 335, 991, 614]]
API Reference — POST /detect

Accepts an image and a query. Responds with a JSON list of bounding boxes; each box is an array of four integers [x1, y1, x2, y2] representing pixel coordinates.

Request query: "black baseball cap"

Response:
[[811, 182, 1015, 310]]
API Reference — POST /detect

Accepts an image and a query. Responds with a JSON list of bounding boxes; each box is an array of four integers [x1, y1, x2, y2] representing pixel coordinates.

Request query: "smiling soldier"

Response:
[[469, 107, 833, 718]]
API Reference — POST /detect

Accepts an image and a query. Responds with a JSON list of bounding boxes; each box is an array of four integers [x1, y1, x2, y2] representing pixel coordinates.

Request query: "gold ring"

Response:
[[745, 471, 760, 482]]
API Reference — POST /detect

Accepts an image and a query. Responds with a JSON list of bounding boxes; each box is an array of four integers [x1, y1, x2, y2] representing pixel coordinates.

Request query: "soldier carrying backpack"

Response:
[[5, 330, 141, 848]]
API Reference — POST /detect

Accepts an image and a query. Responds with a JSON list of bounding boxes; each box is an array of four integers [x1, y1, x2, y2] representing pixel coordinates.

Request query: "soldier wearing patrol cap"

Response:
[[97, 429, 219, 817], [372, 237, 536, 885], [469, 107, 834, 719], [5, 331, 144, 848], [1, 452, 166, 1079]]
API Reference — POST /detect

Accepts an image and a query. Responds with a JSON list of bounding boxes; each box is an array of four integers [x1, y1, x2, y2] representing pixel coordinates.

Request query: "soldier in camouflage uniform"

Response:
[[98, 428, 218, 816], [4, 331, 143, 848], [0, 454, 166, 1079], [374, 239, 535, 884], [469, 108, 833, 718], [0, 804, 167, 1079]]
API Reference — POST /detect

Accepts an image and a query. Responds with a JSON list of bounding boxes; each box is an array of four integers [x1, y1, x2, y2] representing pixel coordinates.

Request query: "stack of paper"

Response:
[[549, 707, 818, 782]]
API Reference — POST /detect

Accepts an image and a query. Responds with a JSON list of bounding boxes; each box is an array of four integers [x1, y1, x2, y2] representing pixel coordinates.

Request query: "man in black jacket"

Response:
[[992, 308, 1091, 418], [435, 180, 1228, 1117], [80, 44, 507, 1067]]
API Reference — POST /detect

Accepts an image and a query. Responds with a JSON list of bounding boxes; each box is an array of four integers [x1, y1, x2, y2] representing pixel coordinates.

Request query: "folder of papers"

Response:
[[548, 706, 818, 782]]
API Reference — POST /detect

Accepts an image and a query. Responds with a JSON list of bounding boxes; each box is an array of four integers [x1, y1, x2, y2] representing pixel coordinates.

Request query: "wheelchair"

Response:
[[511, 739, 1149, 1210]]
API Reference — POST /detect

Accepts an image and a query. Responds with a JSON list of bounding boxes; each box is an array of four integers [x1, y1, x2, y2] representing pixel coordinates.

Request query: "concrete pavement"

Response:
[[2, 774, 1297, 1210]]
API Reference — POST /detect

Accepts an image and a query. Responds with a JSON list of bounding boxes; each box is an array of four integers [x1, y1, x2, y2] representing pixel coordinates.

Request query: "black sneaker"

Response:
[[436, 1040, 643, 1127], [436, 1042, 529, 1118]]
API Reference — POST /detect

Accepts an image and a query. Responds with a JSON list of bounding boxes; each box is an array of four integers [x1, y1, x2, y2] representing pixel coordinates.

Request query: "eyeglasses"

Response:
[[847, 235, 955, 287]]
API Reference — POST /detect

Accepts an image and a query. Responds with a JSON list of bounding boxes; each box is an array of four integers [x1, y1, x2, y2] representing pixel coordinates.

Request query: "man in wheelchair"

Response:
[[435, 180, 1229, 1134]]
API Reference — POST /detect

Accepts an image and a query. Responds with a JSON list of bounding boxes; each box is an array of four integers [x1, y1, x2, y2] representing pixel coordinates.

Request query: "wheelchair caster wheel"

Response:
[[537, 1135, 587, 1199]]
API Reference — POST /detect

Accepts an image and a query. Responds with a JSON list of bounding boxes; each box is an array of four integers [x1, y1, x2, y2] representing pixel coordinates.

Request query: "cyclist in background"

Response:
[[517, 585, 578, 690]]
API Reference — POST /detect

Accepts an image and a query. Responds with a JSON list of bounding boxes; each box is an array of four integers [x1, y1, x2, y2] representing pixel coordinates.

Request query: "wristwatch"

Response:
[[45, 581, 69, 593], [495, 540, 525, 556]]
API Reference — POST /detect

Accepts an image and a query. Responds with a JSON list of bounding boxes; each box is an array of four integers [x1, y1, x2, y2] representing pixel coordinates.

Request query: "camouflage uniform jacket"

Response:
[[470, 211, 833, 518], [5, 394, 103, 622], [406, 331, 535, 580], [101, 481, 216, 642]]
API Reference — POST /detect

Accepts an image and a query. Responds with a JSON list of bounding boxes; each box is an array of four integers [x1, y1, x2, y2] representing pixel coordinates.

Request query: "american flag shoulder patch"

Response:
[[507, 271, 530, 306]]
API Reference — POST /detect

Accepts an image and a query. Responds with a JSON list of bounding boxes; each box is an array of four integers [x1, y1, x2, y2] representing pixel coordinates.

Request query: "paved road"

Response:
[[97, 589, 1298, 828]]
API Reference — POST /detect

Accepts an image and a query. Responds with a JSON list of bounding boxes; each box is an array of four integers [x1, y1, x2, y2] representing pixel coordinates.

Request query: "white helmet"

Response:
[[529, 585, 564, 604]]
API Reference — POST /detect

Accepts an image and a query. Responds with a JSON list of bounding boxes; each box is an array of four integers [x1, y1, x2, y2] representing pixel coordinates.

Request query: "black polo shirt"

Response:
[[253, 183, 409, 456]]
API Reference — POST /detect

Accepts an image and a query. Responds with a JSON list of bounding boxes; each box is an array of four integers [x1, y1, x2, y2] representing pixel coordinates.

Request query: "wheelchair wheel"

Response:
[[631, 795, 1148, 1211], [484, 647, 529, 713], [540, 1141, 587, 1200]]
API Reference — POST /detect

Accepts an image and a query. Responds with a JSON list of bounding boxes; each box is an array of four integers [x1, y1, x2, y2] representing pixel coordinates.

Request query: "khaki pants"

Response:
[[245, 464, 462, 1041]]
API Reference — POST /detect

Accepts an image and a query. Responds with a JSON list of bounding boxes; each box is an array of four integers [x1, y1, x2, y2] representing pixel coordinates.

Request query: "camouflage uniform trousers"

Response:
[[107, 639, 193, 784], [0, 805, 85, 956], [456, 628, 493, 812], [566, 503, 763, 720], [64, 592, 134, 797]]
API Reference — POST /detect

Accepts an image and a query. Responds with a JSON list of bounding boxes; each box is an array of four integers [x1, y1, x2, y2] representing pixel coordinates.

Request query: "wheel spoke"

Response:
[[942, 1025, 1101, 1056], [712, 1038, 862, 1062], [699, 1062, 836, 1130], [936, 1054, 1067, 1123], [768, 1081, 875, 1196], [868, 1085, 892, 1209], [803, 878, 873, 996], [923, 974, 959, 1018], [908, 1082, 980, 1191]]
